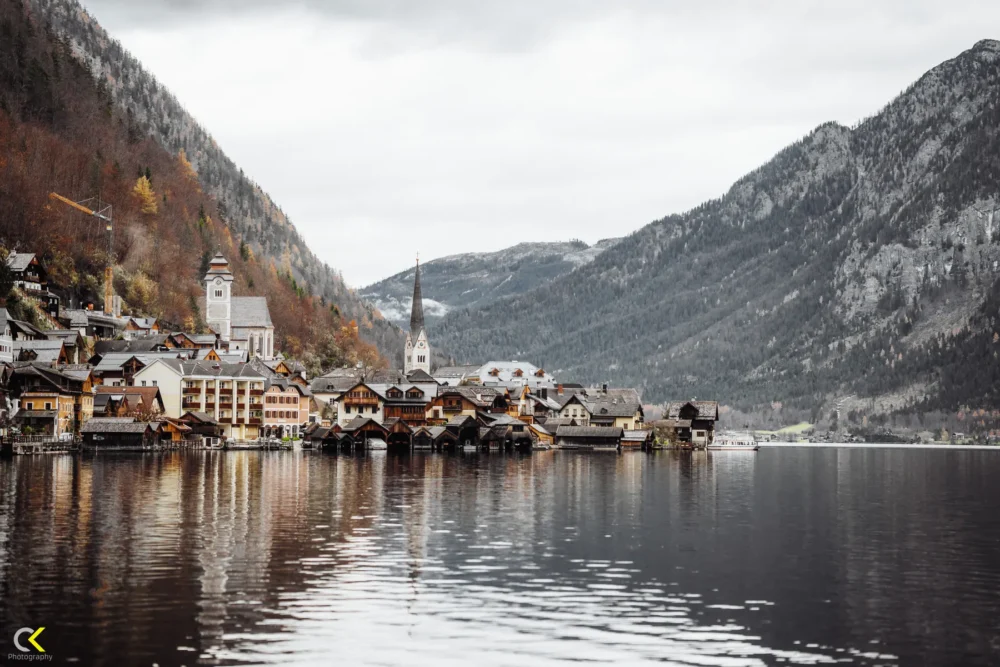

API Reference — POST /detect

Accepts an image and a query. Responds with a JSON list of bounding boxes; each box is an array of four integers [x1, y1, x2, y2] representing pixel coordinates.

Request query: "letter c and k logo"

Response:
[[14, 627, 45, 653]]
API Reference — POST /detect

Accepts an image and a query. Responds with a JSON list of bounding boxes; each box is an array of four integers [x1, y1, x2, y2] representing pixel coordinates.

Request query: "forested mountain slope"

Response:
[[22, 0, 403, 357], [435, 40, 1000, 416], [0, 0, 385, 372], [362, 239, 618, 329]]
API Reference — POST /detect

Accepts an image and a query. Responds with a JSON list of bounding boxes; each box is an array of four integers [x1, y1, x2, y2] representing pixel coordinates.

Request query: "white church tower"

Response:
[[204, 251, 234, 341], [404, 259, 431, 375]]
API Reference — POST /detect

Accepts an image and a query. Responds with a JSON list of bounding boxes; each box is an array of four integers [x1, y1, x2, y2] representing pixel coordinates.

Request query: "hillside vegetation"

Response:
[[0, 0, 384, 373]]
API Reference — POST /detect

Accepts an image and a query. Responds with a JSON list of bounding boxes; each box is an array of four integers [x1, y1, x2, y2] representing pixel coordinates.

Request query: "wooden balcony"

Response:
[[248, 418, 262, 425], [250, 389, 264, 396], [345, 396, 381, 407], [219, 402, 233, 410], [183, 387, 201, 395]]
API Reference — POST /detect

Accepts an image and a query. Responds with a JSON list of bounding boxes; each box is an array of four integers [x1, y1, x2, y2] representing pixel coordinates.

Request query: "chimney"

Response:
[[87, 303, 94, 311], [602, 383, 608, 394], [540, 388, 548, 400], [557, 384, 564, 396]]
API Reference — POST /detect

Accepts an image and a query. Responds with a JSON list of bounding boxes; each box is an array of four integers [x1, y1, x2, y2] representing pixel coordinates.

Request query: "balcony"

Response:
[[204, 403, 216, 411], [183, 387, 201, 395], [219, 402, 233, 410], [248, 418, 262, 425], [250, 389, 264, 396]]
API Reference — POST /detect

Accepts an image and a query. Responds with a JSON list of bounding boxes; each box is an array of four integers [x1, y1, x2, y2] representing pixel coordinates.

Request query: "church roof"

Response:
[[409, 261, 425, 334]]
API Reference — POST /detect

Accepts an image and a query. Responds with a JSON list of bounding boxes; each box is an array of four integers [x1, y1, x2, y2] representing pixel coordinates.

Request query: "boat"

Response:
[[708, 431, 759, 451]]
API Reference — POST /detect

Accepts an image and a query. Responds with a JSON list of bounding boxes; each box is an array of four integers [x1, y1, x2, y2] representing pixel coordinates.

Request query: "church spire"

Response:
[[409, 258, 425, 334]]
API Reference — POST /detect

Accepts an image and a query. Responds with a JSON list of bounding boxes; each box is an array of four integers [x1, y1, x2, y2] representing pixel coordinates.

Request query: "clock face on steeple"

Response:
[[214, 277, 222, 285], [418, 342, 424, 348]]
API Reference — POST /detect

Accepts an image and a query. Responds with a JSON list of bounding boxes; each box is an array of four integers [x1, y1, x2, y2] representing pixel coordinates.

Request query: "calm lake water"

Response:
[[1, 448, 999, 666]]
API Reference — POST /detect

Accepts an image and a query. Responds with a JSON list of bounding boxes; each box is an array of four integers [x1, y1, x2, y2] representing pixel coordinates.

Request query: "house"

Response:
[[95, 385, 164, 418], [10, 363, 94, 436], [122, 317, 160, 340], [131, 359, 266, 439], [382, 384, 436, 426], [91, 351, 192, 386], [43, 329, 86, 364], [155, 418, 193, 443], [167, 332, 218, 350], [665, 401, 720, 447], [81, 418, 155, 449], [178, 411, 224, 443], [411, 425, 458, 450], [426, 386, 508, 422], [557, 394, 592, 425], [0, 309, 13, 364], [519, 387, 561, 421], [7, 318, 47, 341], [475, 361, 555, 388], [335, 382, 385, 426], [263, 358, 308, 383], [554, 425, 623, 450], [262, 377, 311, 438], [93, 334, 173, 356], [14, 340, 68, 365], [200, 252, 276, 360], [7, 253, 59, 316], [310, 374, 359, 416], [556, 386, 645, 430], [585, 387, 644, 430]]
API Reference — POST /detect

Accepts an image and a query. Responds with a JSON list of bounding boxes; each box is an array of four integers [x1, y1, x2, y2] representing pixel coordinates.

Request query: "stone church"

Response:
[[202, 252, 276, 360]]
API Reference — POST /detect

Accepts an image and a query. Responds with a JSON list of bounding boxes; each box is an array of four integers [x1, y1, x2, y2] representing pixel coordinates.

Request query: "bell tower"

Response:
[[404, 258, 431, 374], [204, 251, 233, 340]]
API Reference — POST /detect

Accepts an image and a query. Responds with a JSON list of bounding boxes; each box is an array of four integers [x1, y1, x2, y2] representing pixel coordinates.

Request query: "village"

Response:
[[0, 250, 720, 455]]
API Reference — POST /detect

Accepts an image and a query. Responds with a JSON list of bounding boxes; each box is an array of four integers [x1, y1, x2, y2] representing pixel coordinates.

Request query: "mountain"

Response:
[[362, 239, 618, 329], [434, 40, 1000, 418], [0, 0, 402, 370], [18, 0, 403, 360], [0, 0, 394, 372]]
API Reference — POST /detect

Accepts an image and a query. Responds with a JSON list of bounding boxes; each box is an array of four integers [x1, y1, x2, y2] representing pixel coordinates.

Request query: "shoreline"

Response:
[[760, 441, 1000, 451]]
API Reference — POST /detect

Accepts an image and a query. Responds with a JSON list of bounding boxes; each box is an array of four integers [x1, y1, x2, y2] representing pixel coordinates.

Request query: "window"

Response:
[[141, 381, 147, 387], [45, 402, 52, 410], [152, 380, 157, 386], [214, 289, 223, 298]]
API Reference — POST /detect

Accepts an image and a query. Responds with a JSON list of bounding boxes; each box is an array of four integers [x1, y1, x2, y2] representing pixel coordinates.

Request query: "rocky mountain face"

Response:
[[435, 40, 1000, 416], [25, 0, 403, 357], [362, 239, 618, 329]]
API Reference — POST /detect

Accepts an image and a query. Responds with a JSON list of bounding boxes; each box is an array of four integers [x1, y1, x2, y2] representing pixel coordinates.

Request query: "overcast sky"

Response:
[[82, 1, 997, 287]]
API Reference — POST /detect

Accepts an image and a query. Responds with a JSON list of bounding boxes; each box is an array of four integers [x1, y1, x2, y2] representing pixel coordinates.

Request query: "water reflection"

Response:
[[1, 449, 999, 665]]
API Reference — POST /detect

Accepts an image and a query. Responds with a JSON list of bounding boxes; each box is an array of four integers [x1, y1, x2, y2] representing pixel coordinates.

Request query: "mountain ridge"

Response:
[[432, 38, 1000, 417], [362, 238, 619, 328]]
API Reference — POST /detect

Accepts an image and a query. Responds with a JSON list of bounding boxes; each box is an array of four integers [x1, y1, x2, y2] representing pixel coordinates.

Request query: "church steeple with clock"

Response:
[[404, 258, 431, 375]]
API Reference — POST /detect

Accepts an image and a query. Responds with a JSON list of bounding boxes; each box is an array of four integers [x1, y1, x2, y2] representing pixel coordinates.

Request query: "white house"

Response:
[[476, 361, 555, 389]]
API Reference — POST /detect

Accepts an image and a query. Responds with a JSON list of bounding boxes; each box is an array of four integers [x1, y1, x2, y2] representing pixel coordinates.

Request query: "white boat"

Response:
[[708, 431, 758, 451]]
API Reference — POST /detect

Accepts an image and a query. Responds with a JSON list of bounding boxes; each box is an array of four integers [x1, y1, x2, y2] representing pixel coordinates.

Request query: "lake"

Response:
[[1, 448, 998, 665]]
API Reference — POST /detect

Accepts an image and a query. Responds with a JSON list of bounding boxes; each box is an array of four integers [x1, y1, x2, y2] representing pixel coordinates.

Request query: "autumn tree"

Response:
[[132, 175, 158, 214]]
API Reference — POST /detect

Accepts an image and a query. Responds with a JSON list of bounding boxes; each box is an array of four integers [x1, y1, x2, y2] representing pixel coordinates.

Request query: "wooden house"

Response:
[[665, 401, 719, 447]]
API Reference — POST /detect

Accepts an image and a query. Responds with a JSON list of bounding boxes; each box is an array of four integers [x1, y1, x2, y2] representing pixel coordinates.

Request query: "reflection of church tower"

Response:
[[404, 260, 431, 374]]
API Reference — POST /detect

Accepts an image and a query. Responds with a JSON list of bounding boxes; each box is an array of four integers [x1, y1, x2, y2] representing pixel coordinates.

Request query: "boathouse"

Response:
[[81, 418, 155, 449], [554, 425, 623, 449]]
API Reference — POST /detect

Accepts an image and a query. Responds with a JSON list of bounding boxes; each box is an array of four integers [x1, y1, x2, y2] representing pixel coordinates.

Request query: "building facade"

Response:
[[202, 252, 276, 360]]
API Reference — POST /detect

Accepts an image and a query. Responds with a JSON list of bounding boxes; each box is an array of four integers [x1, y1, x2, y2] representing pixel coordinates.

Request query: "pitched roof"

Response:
[[151, 359, 267, 379], [310, 376, 359, 393], [666, 401, 719, 420], [7, 252, 35, 272], [81, 419, 152, 434], [555, 425, 623, 439], [434, 364, 480, 376], [14, 339, 64, 362], [586, 389, 642, 418], [405, 368, 436, 383], [96, 385, 163, 411], [231, 297, 272, 328]]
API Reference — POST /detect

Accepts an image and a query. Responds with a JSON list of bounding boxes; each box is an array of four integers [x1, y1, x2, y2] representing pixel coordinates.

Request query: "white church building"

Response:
[[201, 252, 276, 360], [404, 260, 431, 375]]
